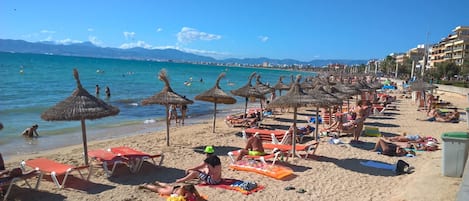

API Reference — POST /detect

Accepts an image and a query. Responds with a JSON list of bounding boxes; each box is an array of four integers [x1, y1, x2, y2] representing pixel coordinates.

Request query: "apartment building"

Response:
[[429, 26, 469, 67]]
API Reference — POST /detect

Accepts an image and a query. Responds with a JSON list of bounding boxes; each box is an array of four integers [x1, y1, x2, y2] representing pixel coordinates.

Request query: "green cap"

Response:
[[204, 146, 215, 154]]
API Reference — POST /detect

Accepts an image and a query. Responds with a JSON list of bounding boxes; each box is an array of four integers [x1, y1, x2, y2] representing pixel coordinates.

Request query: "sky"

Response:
[[1, 0, 469, 61]]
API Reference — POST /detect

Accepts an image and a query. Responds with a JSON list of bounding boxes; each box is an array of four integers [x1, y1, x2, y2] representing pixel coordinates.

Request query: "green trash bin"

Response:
[[442, 132, 469, 177]]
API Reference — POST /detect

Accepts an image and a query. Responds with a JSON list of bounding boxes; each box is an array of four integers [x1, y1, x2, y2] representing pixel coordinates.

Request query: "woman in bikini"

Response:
[[371, 138, 409, 157], [139, 183, 206, 201]]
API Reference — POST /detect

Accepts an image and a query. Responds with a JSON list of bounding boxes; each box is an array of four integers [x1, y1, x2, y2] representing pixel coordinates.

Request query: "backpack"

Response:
[[395, 160, 410, 175]]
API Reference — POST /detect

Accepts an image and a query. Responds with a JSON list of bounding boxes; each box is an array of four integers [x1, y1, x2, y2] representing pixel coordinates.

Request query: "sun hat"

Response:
[[204, 146, 215, 154]]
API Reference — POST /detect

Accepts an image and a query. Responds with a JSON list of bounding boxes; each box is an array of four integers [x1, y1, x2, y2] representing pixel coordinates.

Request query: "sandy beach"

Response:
[[3, 88, 468, 201]]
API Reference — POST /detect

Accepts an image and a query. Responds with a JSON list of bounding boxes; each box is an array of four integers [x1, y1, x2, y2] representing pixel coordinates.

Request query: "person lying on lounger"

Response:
[[139, 183, 206, 201], [371, 138, 410, 157], [236, 132, 265, 161]]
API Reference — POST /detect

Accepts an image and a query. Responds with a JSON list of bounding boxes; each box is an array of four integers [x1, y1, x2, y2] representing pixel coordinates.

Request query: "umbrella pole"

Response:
[[315, 106, 320, 141], [292, 107, 297, 158], [212, 103, 217, 133], [244, 97, 248, 118], [80, 119, 89, 166], [165, 105, 170, 146]]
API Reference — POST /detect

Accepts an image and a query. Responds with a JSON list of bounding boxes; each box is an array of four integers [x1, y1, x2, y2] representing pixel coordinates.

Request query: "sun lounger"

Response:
[[243, 128, 287, 143], [89, 147, 163, 177], [22, 158, 91, 189], [0, 169, 41, 201], [263, 141, 319, 159], [109, 146, 164, 173], [88, 149, 127, 177], [372, 105, 386, 116]]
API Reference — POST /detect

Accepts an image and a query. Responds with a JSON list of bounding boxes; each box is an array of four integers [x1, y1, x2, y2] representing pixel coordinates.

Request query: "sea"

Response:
[[0, 52, 315, 159]]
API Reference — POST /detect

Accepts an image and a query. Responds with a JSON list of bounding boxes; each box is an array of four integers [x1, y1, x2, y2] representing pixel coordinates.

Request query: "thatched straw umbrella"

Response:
[[141, 69, 194, 146], [195, 73, 237, 133], [410, 80, 437, 110], [255, 74, 273, 95], [307, 86, 343, 140], [272, 76, 290, 96], [267, 75, 322, 158], [41, 69, 120, 165], [231, 72, 265, 116]]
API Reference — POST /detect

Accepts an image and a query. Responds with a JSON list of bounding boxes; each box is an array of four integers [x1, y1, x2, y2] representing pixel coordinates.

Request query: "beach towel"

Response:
[[360, 160, 395, 171], [198, 178, 264, 195], [360, 160, 411, 175]]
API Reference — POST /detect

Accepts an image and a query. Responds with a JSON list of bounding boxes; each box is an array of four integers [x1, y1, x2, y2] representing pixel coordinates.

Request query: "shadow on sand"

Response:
[[316, 156, 398, 176]]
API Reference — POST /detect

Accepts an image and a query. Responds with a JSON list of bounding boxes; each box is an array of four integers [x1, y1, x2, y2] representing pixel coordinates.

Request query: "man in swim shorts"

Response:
[[176, 146, 222, 185], [236, 132, 265, 161]]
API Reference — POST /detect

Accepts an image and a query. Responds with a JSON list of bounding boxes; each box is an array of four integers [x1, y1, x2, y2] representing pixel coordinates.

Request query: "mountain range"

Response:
[[0, 39, 368, 66]]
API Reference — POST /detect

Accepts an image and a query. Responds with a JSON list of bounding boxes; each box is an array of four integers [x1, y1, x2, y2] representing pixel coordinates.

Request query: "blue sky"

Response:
[[1, 0, 468, 61]]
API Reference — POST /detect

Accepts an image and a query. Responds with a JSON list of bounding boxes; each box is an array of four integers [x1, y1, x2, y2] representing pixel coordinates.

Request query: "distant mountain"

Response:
[[0, 39, 368, 66]]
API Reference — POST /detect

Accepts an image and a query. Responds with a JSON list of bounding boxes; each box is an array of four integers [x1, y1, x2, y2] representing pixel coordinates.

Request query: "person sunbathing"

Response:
[[386, 133, 424, 143], [321, 118, 356, 134], [418, 107, 459, 123], [236, 132, 265, 161], [139, 183, 206, 201], [371, 138, 409, 157], [225, 112, 259, 127]]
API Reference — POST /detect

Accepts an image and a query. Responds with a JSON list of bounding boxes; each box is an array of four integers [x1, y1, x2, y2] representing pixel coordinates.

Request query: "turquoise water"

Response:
[[0, 52, 315, 158]]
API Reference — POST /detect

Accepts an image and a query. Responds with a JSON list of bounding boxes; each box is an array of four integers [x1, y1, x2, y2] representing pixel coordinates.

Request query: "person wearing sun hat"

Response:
[[175, 146, 222, 185]]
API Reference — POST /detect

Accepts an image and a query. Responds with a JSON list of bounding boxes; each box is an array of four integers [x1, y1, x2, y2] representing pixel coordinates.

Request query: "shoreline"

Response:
[[1, 101, 260, 161]]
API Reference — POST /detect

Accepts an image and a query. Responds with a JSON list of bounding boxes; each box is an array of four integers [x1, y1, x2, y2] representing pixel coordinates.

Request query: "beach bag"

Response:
[[395, 160, 410, 175]]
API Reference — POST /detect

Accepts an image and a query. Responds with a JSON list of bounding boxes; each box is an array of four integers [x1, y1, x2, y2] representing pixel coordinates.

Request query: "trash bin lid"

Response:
[[441, 132, 469, 139]]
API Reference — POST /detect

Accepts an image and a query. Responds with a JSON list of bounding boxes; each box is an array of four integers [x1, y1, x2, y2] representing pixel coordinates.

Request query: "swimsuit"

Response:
[[248, 150, 264, 156], [198, 172, 221, 184], [406, 135, 420, 141]]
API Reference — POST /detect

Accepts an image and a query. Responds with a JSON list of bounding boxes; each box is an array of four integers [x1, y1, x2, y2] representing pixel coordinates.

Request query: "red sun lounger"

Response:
[[263, 141, 319, 159], [88, 149, 127, 177], [109, 146, 164, 173], [22, 158, 91, 189], [0, 169, 41, 201]]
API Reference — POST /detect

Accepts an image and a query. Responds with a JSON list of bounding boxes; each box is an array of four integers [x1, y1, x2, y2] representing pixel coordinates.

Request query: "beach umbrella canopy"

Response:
[[255, 74, 273, 95], [41, 69, 120, 165], [195, 73, 237, 133], [141, 69, 194, 146], [267, 75, 321, 158], [272, 76, 290, 96], [409, 80, 437, 91], [231, 72, 265, 115], [307, 85, 343, 140]]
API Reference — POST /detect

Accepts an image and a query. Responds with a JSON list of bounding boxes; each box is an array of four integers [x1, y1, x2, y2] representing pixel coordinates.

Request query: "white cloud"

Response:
[[88, 28, 94, 32], [55, 38, 82, 45], [88, 36, 103, 46], [177, 27, 221, 44], [156, 28, 163, 32], [40, 30, 56, 34], [258, 36, 269, 42], [123, 31, 136, 40], [119, 40, 153, 49]]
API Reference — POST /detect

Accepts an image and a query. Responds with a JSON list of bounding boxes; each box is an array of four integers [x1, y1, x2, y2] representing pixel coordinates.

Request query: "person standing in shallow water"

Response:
[[105, 86, 111, 98], [95, 84, 100, 95]]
